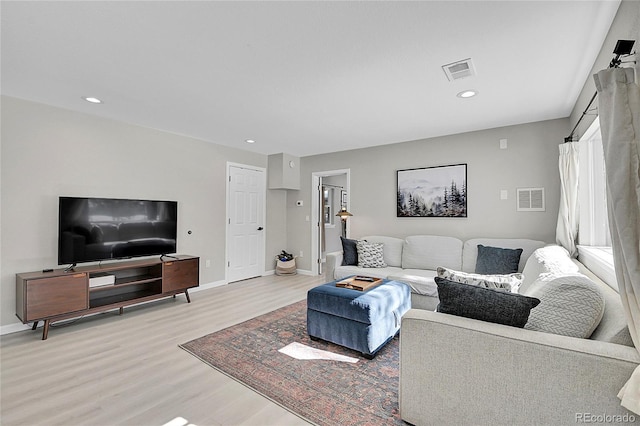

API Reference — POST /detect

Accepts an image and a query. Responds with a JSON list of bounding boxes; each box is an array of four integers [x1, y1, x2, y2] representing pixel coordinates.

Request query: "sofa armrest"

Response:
[[400, 309, 640, 426], [324, 251, 343, 280]]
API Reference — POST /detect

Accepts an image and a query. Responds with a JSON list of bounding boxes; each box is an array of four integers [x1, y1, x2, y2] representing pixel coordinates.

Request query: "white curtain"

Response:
[[594, 66, 640, 415], [555, 142, 580, 257]]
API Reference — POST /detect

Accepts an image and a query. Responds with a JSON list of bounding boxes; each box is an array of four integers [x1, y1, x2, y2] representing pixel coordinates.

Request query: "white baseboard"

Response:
[[0, 274, 316, 336], [0, 281, 227, 337], [266, 269, 314, 277], [189, 279, 227, 293], [1, 322, 33, 336]]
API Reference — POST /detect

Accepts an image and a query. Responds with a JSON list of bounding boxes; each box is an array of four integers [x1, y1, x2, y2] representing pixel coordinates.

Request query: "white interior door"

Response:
[[227, 165, 265, 282]]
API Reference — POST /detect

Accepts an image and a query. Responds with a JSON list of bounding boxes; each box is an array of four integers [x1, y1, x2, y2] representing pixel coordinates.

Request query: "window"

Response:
[[576, 117, 616, 289], [578, 117, 610, 247]]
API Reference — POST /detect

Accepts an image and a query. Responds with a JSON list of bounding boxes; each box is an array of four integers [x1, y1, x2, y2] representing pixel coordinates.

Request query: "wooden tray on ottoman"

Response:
[[336, 276, 383, 291]]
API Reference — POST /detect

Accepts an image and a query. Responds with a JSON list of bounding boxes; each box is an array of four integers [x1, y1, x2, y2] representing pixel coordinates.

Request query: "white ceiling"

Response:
[[1, 1, 620, 157]]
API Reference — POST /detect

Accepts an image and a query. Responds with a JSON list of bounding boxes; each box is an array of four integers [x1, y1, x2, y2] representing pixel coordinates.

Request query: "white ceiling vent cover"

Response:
[[517, 188, 545, 212], [442, 58, 476, 81]]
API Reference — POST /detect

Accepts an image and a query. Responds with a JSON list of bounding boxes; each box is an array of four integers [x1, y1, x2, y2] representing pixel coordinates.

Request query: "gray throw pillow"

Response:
[[523, 273, 605, 338], [340, 237, 359, 266], [475, 244, 523, 274], [435, 277, 540, 328], [356, 241, 387, 268]]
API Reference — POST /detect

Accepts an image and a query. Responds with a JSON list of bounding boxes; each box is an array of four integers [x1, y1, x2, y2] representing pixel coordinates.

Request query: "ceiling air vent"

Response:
[[517, 188, 545, 212], [442, 58, 475, 81]]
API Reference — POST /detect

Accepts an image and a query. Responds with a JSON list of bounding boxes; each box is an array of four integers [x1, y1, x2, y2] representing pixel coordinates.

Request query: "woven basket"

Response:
[[275, 257, 297, 275]]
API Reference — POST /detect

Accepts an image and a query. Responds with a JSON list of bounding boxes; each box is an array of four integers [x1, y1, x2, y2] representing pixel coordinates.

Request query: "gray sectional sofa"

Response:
[[326, 235, 640, 425], [325, 235, 546, 310]]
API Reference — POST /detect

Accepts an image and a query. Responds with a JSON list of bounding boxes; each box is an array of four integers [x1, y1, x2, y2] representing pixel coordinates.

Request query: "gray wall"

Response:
[[288, 0, 640, 273], [2, 0, 636, 329], [0, 96, 287, 328], [289, 118, 569, 271], [570, 0, 640, 135]]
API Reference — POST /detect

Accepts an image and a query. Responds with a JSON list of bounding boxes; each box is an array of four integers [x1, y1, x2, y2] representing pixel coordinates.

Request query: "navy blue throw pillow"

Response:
[[435, 277, 540, 328], [475, 245, 523, 274], [341, 237, 359, 266]]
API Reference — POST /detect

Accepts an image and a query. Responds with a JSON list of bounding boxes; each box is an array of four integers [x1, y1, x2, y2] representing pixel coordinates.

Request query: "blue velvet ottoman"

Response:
[[306, 279, 411, 358]]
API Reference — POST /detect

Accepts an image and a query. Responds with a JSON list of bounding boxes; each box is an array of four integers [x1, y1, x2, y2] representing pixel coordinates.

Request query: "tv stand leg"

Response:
[[185, 289, 191, 303], [42, 319, 50, 340], [32, 321, 39, 330], [119, 307, 124, 315]]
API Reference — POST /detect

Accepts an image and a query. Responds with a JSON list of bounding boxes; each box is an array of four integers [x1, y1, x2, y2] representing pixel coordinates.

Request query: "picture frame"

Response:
[[397, 163, 467, 217]]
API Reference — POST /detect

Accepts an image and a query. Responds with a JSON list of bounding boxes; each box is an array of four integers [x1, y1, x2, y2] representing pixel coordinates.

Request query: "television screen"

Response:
[[58, 197, 177, 265]]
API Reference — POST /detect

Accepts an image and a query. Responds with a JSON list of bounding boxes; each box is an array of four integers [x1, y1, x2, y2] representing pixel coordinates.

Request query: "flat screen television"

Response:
[[58, 196, 178, 265]]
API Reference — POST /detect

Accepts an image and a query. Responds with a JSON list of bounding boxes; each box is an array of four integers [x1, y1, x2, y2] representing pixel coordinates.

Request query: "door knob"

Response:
[[257, 227, 264, 231]]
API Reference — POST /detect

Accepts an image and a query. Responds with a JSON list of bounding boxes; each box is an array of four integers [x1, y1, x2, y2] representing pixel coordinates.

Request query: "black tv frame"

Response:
[[58, 196, 178, 267]]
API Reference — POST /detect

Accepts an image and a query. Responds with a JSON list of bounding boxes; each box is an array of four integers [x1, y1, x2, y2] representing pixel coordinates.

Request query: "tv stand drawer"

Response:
[[163, 258, 199, 293], [17, 273, 89, 322]]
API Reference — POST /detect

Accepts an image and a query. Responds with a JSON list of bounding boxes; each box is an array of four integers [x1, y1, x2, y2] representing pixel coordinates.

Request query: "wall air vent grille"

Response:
[[517, 188, 545, 211], [442, 58, 475, 81]]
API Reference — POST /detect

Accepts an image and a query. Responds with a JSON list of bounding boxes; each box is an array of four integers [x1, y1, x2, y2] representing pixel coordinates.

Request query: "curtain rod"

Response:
[[564, 40, 636, 143], [564, 91, 598, 143]]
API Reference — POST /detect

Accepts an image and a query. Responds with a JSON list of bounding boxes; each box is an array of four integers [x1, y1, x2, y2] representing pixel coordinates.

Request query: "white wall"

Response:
[[0, 96, 288, 328], [288, 118, 569, 271]]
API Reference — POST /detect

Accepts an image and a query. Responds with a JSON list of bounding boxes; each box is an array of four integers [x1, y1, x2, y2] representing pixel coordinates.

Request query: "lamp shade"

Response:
[[336, 207, 353, 219]]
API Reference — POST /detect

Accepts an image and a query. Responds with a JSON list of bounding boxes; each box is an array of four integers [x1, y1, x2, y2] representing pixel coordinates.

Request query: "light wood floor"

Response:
[[1, 273, 328, 426]]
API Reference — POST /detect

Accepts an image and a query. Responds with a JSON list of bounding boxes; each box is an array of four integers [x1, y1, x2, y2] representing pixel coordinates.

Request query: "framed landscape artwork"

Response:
[[397, 163, 467, 217]]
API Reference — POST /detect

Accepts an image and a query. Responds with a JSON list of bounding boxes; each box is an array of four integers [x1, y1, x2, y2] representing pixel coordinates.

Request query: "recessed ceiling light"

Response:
[[245, 139, 256, 144], [83, 96, 103, 104], [457, 90, 478, 99]]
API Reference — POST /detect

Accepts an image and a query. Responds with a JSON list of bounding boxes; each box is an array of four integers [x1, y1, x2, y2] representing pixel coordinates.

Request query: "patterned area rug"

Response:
[[179, 300, 402, 426]]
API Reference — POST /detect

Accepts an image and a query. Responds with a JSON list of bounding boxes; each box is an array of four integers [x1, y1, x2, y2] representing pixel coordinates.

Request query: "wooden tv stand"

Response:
[[16, 255, 199, 340]]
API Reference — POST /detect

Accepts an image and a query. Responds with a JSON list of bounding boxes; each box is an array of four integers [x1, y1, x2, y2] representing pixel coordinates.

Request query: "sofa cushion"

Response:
[[462, 238, 546, 273], [475, 245, 523, 274], [361, 236, 404, 267], [401, 235, 463, 270], [523, 273, 605, 338], [520, 246, 579, 294], [436, 267, 522, 292], [388, 269, 439, 297], [340, 237, 359, 266], [435, 278, 540, 328], [357, 241, 387, 268]]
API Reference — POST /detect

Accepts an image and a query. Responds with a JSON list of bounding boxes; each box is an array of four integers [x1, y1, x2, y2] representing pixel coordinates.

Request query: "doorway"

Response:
[[226, 163, 266, 282], [311, 169, 350, 275]]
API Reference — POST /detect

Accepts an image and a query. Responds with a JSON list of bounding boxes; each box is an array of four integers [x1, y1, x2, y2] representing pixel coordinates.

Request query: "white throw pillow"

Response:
[[523, 273, 605, 338], [361, 236, 404, 267], [436, 267, 523, 292], [356, 241, 387, 268]]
